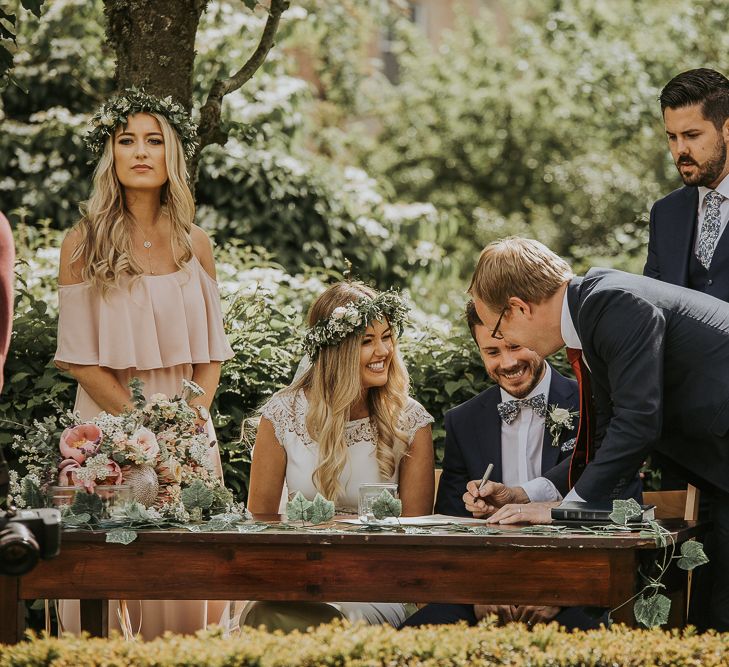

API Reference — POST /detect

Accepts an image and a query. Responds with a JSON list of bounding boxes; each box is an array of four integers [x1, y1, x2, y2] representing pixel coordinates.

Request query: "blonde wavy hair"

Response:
[[71, 112, 194, 294], [285, 282, 411, 502]]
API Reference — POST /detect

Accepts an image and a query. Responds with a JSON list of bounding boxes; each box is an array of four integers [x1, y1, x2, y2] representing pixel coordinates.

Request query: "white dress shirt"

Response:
[[560, 287, 585, 502], [694, 173, 729, 255], [499, 364, 562, 503], [524, 288, 585, 503]]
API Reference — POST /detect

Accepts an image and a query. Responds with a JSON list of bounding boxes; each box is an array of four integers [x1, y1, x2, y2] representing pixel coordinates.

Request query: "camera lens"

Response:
[[0, 522, 40, 576]]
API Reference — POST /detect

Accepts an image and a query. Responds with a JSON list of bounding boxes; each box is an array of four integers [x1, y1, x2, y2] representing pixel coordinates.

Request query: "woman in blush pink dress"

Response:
[[54, 90, 234, 639]]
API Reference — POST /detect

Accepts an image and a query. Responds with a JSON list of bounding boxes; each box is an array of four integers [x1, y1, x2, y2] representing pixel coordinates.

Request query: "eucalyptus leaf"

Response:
[[237, 523, 268, 533], [71, 492, 103, 517], [371, 490, 402, 520], [120, 501, 154, 522], [61, 512, 90, 526], [309, 493, 335, 524], [127, 377, 146, 409], [468, 526, 502, 535], [677, 540, 709, 571], [634, 592, 671, 628], [181, 479, 214, 510], [286, 491, 313, 523], [105, 528, 138, 545], [609, 498, 643, 526]]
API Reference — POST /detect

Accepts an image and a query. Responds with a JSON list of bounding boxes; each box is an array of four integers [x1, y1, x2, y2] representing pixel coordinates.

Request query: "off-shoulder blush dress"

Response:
[[54, 256, 235, 638]]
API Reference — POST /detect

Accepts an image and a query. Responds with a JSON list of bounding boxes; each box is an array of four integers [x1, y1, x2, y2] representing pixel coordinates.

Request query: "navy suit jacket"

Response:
[[644, 185, 729, 301], [543, 269, 729, 501], [435, 366, 579, 517]]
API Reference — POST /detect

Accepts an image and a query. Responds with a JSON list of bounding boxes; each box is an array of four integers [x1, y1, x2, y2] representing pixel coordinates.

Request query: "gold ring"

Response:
[[518, 507, 522, 513]]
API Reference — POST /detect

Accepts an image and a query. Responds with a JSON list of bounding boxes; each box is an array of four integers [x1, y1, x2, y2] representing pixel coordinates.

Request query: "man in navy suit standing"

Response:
[[403, 301, 608, 630], [644, 69, 729, 628], [645, 68, 729, 299]]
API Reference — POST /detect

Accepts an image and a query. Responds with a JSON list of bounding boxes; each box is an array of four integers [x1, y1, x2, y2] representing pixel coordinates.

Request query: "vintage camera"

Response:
[[0, 507, 61, 576]]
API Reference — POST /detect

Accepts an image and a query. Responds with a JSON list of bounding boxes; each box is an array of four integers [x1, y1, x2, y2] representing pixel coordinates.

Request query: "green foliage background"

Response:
[[2, 0, 717, 497]]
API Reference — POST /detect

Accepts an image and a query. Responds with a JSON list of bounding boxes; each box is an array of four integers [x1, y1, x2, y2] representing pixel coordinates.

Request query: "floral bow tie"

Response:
[[497, 393, 547, 425]]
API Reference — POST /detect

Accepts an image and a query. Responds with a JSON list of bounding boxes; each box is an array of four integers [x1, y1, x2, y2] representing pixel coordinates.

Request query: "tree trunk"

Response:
[[103, 0, 208, 110]]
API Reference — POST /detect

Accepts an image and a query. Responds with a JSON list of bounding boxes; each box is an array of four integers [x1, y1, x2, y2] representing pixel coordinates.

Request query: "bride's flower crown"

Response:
[[303, 290, 409, 359], [85, 87, 198, 161]]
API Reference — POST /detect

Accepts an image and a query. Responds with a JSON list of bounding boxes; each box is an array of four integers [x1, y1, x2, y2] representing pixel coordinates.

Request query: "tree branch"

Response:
[[195, 0, 289, 160]]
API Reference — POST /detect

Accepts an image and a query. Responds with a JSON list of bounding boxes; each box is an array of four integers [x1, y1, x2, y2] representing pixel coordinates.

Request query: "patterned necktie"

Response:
[[697, 190, 724, 269], [497, 393, 547, 425], [566, 348, 595, 489]]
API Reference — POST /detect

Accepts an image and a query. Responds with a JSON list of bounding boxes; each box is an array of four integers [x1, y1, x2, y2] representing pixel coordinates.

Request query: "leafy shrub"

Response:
[[2, 621, 729, 666], [1, 0, 446, 289]]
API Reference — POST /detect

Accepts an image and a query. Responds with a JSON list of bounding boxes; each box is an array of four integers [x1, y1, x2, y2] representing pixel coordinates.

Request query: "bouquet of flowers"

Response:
[[10, 379, 234, 523]]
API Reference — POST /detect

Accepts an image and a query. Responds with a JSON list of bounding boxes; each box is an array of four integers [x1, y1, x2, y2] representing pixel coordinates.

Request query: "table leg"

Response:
[[80, 599, 108, 637], [0, 575, 23, 644]]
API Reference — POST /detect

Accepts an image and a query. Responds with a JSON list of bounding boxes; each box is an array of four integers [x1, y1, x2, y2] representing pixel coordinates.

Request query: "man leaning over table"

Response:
[[402, 300, 640, 631], [467, 236, 729, 632]]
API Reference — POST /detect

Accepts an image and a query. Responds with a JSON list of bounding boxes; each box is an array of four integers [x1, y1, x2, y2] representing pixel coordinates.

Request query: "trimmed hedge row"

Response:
[[2, 621, 728, 666]]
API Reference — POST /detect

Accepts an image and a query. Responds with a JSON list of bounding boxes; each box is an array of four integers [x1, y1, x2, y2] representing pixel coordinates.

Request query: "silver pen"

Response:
[[477, 463, 494, 491]]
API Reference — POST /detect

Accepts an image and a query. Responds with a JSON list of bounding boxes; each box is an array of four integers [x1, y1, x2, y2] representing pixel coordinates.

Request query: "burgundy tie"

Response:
[[566, 348, 595, 489]]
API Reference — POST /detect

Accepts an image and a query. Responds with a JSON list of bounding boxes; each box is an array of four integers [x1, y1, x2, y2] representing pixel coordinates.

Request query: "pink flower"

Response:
[[97, 461, 124, 486], [156, 457, 182, 484], [129, 427, 160, 461], [57, 459, 84, 487], [59, 423, 102, 464]]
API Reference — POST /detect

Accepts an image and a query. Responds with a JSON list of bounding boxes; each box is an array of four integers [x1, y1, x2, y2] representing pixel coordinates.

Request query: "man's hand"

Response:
[[514, 605, 561, 627], [486, 501, 558, 525], [474, 604, 560, 627], [463, 480, 529, 518], [474, 604, 517, 624]]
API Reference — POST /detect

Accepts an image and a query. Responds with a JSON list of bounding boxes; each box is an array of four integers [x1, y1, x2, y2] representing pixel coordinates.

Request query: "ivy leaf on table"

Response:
[[61, 512, 91, 527], [677, 541, 709, 571], [181, 479, 215, 511], [309, 493, 335, 525], [634, 592, 671, 628], [286, 491, 313, 523], [371, 490, 402, 520], [105, 528, 138, 545], [609, 499, 643, 526]]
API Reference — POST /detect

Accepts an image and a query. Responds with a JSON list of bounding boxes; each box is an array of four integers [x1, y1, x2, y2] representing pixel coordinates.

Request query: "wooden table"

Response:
[[0, 519, 703, 643]]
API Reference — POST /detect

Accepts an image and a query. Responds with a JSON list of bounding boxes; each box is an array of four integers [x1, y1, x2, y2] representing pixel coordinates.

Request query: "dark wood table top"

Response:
[[57, 517, 703, 549]]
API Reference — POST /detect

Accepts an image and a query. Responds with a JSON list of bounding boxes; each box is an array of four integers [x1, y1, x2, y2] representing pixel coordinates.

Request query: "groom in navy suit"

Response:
[[403, 301, 609, 630], [435, 301, 579, 518]]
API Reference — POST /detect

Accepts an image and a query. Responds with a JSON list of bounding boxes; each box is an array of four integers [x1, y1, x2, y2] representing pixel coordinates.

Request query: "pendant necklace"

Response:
[[138, 210, 162, 275]]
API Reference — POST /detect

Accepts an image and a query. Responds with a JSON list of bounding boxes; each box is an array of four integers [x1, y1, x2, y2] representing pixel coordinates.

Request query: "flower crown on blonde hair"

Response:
[[303, 290, 409, 359], [85, 87, 198, 161]]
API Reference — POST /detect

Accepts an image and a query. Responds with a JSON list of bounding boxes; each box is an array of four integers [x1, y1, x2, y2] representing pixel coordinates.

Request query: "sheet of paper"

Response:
[[336, 514, 489, 526]]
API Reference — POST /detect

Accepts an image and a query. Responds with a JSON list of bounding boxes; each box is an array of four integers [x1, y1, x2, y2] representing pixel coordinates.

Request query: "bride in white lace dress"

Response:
[[246, 281, 435, 628]]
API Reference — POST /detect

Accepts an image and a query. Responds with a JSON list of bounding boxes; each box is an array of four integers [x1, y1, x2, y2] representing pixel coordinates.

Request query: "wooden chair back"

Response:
[[643, 484, 700, 521]]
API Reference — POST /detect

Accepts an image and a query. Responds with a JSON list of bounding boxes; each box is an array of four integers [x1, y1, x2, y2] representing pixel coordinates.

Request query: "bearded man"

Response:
[[645, 68, 729, 300]]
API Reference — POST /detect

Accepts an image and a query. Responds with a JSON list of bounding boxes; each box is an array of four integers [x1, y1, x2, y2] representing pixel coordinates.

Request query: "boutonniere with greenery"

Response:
[[546, 405, 578, 448]]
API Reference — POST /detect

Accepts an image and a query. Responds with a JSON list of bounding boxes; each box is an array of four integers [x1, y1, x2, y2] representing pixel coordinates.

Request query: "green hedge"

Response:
[[2, 621, 728, 666]]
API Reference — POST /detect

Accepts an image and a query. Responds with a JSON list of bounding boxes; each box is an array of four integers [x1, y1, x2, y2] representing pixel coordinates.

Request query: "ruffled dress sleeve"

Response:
[[398, 398, 434, 446], [54, 257, 234, 370], [260, 392, 301, 450]]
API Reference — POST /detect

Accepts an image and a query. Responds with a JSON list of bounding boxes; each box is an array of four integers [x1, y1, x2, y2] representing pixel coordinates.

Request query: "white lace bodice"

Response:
[[261, 390, 433, 512]]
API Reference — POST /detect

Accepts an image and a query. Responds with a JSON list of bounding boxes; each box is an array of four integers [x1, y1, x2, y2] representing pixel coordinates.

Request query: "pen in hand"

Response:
[[477, 462, 494, 492]]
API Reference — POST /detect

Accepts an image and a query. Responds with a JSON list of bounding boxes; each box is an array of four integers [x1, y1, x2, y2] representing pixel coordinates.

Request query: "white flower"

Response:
[[331, 307, 347, 320], [550, 407, 572, 426], [129, 427, 160, 461]]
